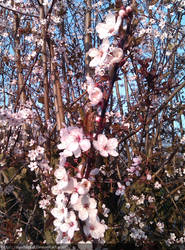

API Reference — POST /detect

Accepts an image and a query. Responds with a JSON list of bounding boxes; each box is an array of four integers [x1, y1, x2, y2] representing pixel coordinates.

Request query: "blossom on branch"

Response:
[[88, 39, 109, 67], [115, 182, 125, 196], [58, 127, 91, 158], [96, 13, 122, 39], [62, 177, 91, 205], [84, 216, 107, 239], [88, 87, 103, 106], [93, 134, 119, 157], [60, 211, 79, 239], [109, 47, 123, 65], [85, 76, 103, 106], [72, 195, 97, 221]]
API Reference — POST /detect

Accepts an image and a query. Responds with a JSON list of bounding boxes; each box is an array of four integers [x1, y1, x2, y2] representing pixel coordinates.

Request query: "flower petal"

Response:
[[97, 134, 107, 146], [107, 138, 118, 150], [71, 193, 79, 205], [79, 209, 88, 221], [88, 48, 99, 57], [73, 147, 81, 158], [100, 150, 109, 157], [105, 13, 115, 25], [108, 150, 118, 157], [89, 57, 100, 67], [80, 139, 91, 152], [68, 141, 79, 152]]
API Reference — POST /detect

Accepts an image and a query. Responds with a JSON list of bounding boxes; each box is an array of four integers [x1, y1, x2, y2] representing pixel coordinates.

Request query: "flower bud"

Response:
[[126, 6, 132, 14], [119, 9, 127, 18]]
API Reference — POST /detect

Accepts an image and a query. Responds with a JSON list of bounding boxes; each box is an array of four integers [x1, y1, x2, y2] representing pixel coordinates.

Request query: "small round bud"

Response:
[[119, 9, 127, 18], [126, 6, 132, 14], [120, 5, 125, 10]]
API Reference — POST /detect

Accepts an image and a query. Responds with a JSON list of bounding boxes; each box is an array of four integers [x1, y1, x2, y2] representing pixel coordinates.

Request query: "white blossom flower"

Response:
[[148, 196, 155, 203], [88, 39, 109, 67], [36, 146, 45, 154], [156, 222, 164, 232], [102, 204, 110, 217], [28, 161, 38, 171], [54, 167, 67, 180], [56, 193, 67, 206], [93, 134, 118, 157], [130, 228, 147, 240], [72, 195, 97, 221], [39, 198, 50, 209], [60, 211, 79, 238], [132, 156, 142, 166], [96, 13, 122, 39], [28, 149, 38, 161], [85, 77, 103, 106], [146, 174, 152, 180], [16, 228, 23, 238], [154, 181, 162, 189], [83, 216, 107, 239], [56, 231, 71, 244], [58, 127, 91, 158], [54, 167, 69, 189], [136, 194, 145, 205], [88, 87, 103, 106], [51, 204, 68, 221], [115, 182, 125, 196], [51, 184, 61, 196], [109, 47, 123, 65], [78, 179, 91, 195]]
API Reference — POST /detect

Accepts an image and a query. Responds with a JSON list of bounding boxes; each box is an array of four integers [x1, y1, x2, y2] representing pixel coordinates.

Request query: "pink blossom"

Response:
[[88, 39, 109, 67], [96, 13, 122, 39], [51, 185, 61, 196], [62, 177, 79, 204], [86, 77, 103, 106], [109, 47, 123, 65], [28, 161, 38, 171], [119, 9, 127, 18], [36, 146, 45, 154], [51, 204, 68, 221], [126, 6, 132, 14], [93, 134, 118, 157], [28, 149, 38, 161], [54, 167, 68, 181], [78, 179, 91, 195], [62, 177, 91, 205], [88, 87, 103, 106], [132, 156, 142, 166], [76, 164, 83, 179], [72, 195, 97, 221], [115, 182, 125, 196], [54, 167, 69, 191], [60, 211, 79, 238], [56, 231, 71, 244], [39, 198, 50, 209], [83, 216, 107, 239], [58, 127, 91, 158], [146, 174, 152, 180]]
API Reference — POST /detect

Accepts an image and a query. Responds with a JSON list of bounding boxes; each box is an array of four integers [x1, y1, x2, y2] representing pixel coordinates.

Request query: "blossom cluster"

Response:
[[86, 11, 125, 105], [57, 126, 118, 159], [0, 102, 35, 155], [51, 155, 107, 242], [50, 121, 119, 242], [50, 11, 124, 240], [1, 1, 184, 248]]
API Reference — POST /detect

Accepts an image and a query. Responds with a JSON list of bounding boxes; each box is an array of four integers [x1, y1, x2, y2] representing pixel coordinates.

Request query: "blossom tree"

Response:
[[0, 0, 185, 249]]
